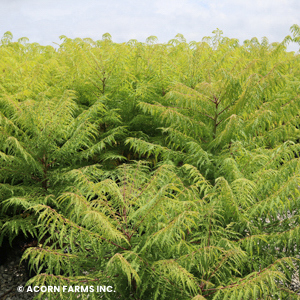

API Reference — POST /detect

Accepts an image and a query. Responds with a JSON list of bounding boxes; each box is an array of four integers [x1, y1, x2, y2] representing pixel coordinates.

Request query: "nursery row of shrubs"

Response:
[[0, 26, 300, 299]]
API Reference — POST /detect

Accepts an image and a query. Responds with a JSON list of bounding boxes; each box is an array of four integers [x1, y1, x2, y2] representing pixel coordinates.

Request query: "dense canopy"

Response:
[[1, 26, 300, 299]]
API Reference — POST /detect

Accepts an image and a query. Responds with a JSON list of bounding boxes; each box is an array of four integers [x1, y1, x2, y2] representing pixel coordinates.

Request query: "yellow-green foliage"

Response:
[[18, 162, 300, 299], [0, 27, 300, 299]]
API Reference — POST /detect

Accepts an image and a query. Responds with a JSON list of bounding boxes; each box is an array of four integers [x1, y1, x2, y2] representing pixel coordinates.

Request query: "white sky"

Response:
[[0, 0, 299, 51]]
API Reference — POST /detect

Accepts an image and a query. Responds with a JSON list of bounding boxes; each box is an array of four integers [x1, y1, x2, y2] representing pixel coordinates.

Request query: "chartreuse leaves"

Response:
[[1, 27, 300, 299]]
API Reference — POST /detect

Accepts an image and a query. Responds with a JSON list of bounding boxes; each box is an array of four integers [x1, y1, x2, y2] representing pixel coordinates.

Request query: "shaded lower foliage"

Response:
[[2, 161, 298, 299]]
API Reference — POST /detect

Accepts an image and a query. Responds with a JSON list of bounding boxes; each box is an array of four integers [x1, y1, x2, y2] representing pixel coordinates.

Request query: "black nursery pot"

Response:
[[0, 238, 10, 265], [0, 233, 37, 275]]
